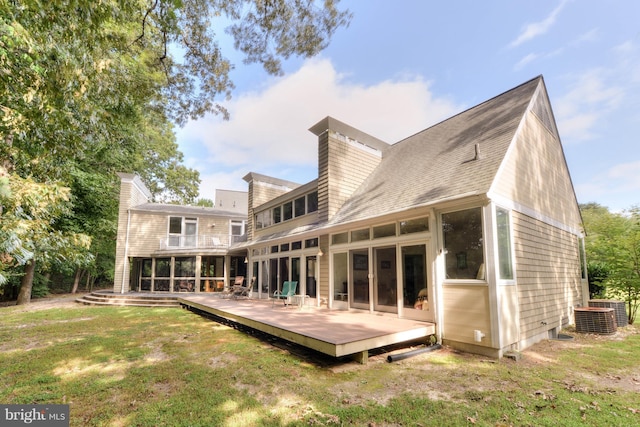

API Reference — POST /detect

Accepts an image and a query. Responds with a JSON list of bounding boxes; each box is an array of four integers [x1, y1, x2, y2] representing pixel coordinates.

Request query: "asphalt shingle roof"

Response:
[[329, 76, 542, 225], [131, 203, 245, 218]]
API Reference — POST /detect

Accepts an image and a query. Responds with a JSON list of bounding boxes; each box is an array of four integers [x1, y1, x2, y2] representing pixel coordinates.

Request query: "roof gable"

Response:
[[329, 77, 543, 224]]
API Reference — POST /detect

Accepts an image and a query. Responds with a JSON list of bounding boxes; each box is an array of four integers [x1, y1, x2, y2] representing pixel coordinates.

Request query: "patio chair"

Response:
[[231, 276, 253, 299], [272, 281, 298, 307], [217, 280, 234, 298]]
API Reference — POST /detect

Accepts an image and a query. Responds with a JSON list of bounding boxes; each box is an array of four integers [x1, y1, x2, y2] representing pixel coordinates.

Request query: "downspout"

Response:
[[121, 208, 131, 294], [431, 208, 445, 346]]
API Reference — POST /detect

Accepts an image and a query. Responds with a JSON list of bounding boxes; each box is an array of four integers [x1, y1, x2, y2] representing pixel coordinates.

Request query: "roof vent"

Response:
[[463, 143, 481, 164]]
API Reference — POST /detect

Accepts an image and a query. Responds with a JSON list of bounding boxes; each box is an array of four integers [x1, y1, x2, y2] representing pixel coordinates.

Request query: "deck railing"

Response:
[[159, 234, 246, 250]]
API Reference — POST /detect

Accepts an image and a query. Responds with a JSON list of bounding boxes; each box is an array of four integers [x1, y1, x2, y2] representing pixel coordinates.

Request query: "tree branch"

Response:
[[132, 0, 159, 46]]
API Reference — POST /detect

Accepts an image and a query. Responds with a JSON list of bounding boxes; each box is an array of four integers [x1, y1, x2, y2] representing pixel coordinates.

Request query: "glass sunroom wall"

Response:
[[442, 208, 485, 280]]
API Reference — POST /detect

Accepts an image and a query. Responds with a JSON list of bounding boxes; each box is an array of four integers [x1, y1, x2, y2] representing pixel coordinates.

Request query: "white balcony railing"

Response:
[[159, 234, 246, 250]]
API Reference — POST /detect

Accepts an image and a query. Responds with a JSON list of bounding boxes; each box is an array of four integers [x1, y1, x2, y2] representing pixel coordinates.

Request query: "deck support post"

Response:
[[352, 350, 368, 364]]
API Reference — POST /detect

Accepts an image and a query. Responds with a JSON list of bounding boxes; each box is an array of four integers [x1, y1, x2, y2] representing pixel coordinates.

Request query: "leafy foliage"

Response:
[[0, 0, 350, 302], [581, 203, 640, 324]]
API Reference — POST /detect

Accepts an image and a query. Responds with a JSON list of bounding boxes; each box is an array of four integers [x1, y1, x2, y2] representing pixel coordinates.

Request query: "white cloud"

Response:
[[509, 0, 568, 48], [607, 161, 640, 192], [514, 53, 540, 70], [177, 58, 460, 199], [575, 161, 640, 211], [571, 28, 599, 46], [554, 70, 624, 142]]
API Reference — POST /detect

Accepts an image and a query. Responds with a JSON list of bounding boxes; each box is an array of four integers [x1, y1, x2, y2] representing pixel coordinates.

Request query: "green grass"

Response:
[[1, 303, 639, 426]]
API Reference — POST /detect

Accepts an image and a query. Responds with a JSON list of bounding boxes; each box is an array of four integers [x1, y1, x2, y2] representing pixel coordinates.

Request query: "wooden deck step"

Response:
[[75, 292, 181, 307]]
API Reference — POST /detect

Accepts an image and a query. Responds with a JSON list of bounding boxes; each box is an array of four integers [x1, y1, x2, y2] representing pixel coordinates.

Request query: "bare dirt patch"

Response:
[[1, 293, 87, 312]]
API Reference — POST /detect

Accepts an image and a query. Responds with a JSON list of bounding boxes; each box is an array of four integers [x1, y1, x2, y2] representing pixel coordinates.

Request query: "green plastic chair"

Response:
[[272, 281, 298, 307]]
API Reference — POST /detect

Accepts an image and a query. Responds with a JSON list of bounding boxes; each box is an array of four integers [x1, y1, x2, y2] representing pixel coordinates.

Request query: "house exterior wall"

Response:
[[497, 284, 519, 351], [492, 110, 581, 229], [114, 173, 247, 293], [246, 177, 298, 241], [123, 212, 234, 258], [318, 130, 383, 222], [512, 211, 584, 348], [114, 174, 152, 293], [124, 212, 165, 257], [486, 91, 586, 354], [441, 284, 492, 346]]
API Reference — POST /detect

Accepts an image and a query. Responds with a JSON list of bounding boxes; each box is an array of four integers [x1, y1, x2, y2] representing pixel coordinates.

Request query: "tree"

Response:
[[581, 203, 640, 324], [0, 173, 92, 303], [1, 0, 351, 302]]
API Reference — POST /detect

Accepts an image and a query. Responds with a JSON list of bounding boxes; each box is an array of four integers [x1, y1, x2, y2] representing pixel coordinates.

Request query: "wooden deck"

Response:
[[178, 295, 436, 363]]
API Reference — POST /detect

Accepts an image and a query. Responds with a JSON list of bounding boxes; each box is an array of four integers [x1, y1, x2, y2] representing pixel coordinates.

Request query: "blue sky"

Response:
[[175, 0, 640, 212]]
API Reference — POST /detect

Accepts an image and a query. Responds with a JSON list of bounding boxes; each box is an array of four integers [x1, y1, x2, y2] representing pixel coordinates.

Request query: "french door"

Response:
[[374, 246, 398, 313], [350, 249, 369, 310]]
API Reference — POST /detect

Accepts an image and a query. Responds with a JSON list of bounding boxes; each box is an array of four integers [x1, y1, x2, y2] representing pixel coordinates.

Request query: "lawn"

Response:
[[1, 298, 639, 426]]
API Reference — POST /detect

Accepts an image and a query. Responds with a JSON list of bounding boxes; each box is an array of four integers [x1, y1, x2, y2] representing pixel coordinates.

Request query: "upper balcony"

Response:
[[159, 234, 247, 251]]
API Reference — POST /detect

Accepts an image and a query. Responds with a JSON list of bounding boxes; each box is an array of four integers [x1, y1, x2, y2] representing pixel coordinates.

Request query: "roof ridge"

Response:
[[392, 75, 543, 146]]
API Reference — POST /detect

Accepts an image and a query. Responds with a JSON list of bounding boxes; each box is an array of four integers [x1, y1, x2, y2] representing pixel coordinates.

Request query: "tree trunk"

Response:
[[16, 259, 36, 305], [71, 269, 83, 294], [85, 271, 92, 291]]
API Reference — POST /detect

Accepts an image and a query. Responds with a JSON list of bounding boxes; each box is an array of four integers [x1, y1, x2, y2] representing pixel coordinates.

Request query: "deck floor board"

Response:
[[178, 295, 435, 361]]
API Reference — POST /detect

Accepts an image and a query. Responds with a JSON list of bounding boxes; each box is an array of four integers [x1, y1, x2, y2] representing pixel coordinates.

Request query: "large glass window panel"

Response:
[[155, 258, 171, 277], [400, 217, 429, 234], [201, 256, 224, 292], [175, 257, 196, 277], [283, 201, 293, 221], [306, 256, 317, 298], [291, 258, 301, 290], [141, 259, 152, 277], [273, 206, 281, 224], [351, 228, 370, 242], [294, 196, 306, 217], [261, 260, 269, 295], [496, 207, 514, 280], [269, 258, 278, 295], [305, 238, 318, 248], [373, 223, 396, 239], [307, 191, 318, 213], [442, 208, 484, 280], [184, 219, 197, 247], [154, 257, 171, 292], [351, 249, 369, 305], [332, 233, 348, 244], [279, 257, 290, 291], [252, 261, 259, 292], [168, 217, 182, 246], [374, 246, 397, 312], [140, 259, 152, 291], [231, 220, 243, 236], [201, 256, 223, 277], [169, 217, 182, 234], [333, 253, 348, 303], [402, 245, 427, 309]]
